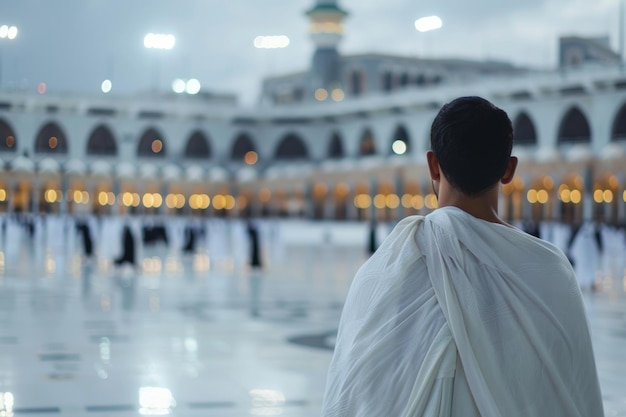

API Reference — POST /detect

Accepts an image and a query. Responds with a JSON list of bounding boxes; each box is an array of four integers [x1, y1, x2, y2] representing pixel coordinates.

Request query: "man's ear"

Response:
[[426, 150, 441, 181], [500, 156, 518, 185]]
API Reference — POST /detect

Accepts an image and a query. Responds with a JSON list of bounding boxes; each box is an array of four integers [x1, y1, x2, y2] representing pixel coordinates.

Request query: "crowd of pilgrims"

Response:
[[1, 213, 625, 290], [0, 214, 283, 273]]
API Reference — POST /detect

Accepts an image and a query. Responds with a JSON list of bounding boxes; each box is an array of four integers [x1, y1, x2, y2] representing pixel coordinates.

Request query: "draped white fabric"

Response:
[[321, 207, 603, 417]]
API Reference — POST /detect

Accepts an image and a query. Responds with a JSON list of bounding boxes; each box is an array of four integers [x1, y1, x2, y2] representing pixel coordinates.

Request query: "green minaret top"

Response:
[[306, 0, 348, 17], [306, 0, 348, 90]]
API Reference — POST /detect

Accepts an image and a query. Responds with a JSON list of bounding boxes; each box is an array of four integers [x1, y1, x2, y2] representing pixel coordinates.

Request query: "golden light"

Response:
[[412, 195, 424, 210], [425, 194, 438, 209], [373, 194, 386, 209], [45, 189, 57, 203], [244, 151, 258, 165], [5, 135, 14, 147], [175, 194, 185, 209], [73, 190, 83, 204], [166, 194, 176, 209], [132, 193, 141, 207], [313, 183, 328, 198], [225, 195, 236, 210], [593, 189, 603, 204], [623, 190, 626, 202], [401, 193, 413, 208], [259, 188, 271, 203], [122, 192, 133, 207], [315, 88, 328, 101], [512, 177, 525, 190], [354, 194, 371, 209], [542, 176, 554, 190], [386, 194, 400, 209], [98, 191, 108, 206], [526, 189, 538, 204], [143, 193, 154, 208], [151, 139, 163, 153], [331, 88, 345, 101], [536, 189, 549, 204], [603, 190, 613, 203], [49, 136, 58, 149], [335, 182, 350, 198], [560, 189, 571, 203], [212, 194, 226, 210], [502, 182, 514, 195], [237, 195, 248, 209], [573, 175, 583, 190], [189, 194, 198, 210], [558, 184, 569, 194], [200, 194, 210, 209], [0, 189, 5, 201], [608, 175, 619, 189], [107, 192, 115, 205], [152, 193, 163, 208], [570, 189, 582, 204]]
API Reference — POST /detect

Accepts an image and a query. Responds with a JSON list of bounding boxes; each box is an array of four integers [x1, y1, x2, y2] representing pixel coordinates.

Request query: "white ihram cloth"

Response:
[[321, 207, 603, 417]]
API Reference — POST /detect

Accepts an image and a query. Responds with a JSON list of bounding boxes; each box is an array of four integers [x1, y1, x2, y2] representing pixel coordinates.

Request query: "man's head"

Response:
[[429, 96, 514, 197]]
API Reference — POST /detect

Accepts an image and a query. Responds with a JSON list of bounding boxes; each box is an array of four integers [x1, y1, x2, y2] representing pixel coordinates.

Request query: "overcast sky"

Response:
[[0, 0, 620, 105]]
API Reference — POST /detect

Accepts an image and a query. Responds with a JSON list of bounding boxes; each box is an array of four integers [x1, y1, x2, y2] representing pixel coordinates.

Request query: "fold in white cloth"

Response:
[[321, 207, 603, 417]]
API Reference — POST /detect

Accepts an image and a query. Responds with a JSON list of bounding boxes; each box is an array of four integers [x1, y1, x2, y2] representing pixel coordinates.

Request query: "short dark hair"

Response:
[[430, 96, 513, 197]]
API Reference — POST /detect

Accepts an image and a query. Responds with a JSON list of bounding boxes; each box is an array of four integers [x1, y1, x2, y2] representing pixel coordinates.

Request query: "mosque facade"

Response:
[[1, 0, 626, 226]]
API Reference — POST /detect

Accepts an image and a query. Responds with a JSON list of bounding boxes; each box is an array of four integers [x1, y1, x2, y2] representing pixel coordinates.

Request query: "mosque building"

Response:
[[0, 0, 625, 226]]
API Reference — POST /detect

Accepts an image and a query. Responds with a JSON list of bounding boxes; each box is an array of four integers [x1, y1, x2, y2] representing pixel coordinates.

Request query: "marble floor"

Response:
[[0, 241, 624, 416]]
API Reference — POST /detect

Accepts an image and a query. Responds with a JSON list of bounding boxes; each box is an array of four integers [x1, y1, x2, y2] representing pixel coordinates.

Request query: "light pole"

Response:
[[414, 16, 442, 56], [144, 33, 176, 91], [0, 25, 18, 90]]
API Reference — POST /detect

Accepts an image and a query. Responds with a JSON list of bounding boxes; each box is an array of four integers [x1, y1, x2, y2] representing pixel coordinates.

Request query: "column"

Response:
[[394, 171, 405, 220], [6, 179, 15, 215], [582, 165, 594, 222], [31, 178, 40, 216], [59, 175, 69, 215], [368, 177, 378, 221]]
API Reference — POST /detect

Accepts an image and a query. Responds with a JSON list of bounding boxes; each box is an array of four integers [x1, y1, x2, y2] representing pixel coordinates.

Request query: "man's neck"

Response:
[[436, 186, 506, 225]]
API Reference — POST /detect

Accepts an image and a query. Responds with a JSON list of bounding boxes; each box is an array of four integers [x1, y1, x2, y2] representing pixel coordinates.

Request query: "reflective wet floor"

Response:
[[0, 241, 625, 416]]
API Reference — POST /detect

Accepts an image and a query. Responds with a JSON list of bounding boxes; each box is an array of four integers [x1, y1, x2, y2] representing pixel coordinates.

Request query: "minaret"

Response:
[[306, 0, 348, 91]]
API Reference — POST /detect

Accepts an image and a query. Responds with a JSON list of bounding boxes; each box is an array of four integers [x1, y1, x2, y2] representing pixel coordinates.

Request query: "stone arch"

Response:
[[513, 112, 537, 145], [611, 102, 626, 141], [184, 130, 211, 159], [359, 128, 376, 156], [327, 132, 344, 159], [0, 118, 16, 152], [274, 133, 309, 160], [86, 124, 117, 156], [137, 127, 166, 157], [35, 122, 68, 154], [390, 124, 411, 155], [231, 132, 257, 160], [557, 106, 591, 144]]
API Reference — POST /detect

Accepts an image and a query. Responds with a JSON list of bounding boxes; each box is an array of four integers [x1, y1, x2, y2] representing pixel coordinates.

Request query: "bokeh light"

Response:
[[253, 35, 290, 49], [101, 79, 112, 93], [144, 33, 175, 50], [392, 140, 407, 155]]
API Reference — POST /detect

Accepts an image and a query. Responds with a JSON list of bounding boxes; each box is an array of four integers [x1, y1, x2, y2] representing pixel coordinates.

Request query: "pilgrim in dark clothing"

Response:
[[368, 219, 378, 255], [114, 225, 136, 267], [183, 225, 196, 253], [247, 220, 262, 269], [76, 221, 93, 257]]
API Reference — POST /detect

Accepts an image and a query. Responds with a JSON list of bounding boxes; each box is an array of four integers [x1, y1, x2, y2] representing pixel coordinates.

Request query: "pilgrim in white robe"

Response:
[[321, 207, 603, 417]]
